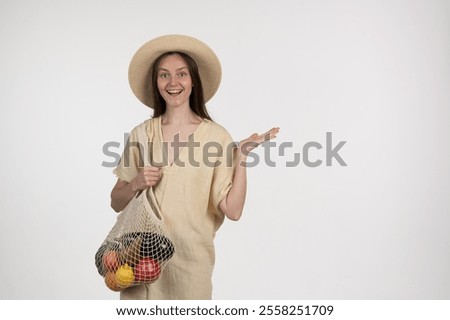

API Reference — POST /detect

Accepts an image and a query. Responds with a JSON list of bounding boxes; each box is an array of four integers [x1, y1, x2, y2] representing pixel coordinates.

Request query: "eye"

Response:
[[177, 72, 188, 78], [159, 73, 170, 79]]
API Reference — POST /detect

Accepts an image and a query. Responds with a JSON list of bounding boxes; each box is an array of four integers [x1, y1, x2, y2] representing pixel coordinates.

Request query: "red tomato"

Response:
[[134, 257, 161, 282], [103, 251, 120, 272]]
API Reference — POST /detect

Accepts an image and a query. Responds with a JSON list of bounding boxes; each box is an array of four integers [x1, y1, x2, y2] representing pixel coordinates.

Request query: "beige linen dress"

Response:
[[113, 116, 235, 299]]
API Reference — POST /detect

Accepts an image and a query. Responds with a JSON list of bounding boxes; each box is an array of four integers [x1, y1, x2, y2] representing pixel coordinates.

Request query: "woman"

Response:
[[111, 35, 279, 299]]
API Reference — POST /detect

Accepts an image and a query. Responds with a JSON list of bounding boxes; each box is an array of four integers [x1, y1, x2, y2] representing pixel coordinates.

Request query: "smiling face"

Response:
[[156, 54, 193, 109]]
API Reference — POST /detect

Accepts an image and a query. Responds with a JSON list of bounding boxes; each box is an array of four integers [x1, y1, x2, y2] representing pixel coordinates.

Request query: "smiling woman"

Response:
[[109, 34, 279, 300], [151, 52, 208, 119], [156, 55, 193, 112], [157, 56, 192, 106]]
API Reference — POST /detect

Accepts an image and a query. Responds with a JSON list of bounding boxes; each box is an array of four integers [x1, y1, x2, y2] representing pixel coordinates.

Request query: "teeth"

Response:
[[167, 90, 182, 95]]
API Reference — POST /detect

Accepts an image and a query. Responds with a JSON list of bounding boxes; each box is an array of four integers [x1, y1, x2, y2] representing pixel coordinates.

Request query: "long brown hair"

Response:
[[150, 51, 213, 121]]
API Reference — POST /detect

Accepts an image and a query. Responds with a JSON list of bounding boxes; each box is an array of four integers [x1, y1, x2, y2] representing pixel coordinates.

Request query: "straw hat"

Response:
[[128, 34, 222, 108]]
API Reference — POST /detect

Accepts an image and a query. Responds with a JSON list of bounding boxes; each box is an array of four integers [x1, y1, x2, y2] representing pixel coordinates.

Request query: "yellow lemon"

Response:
[[115, 263, 134, 287]]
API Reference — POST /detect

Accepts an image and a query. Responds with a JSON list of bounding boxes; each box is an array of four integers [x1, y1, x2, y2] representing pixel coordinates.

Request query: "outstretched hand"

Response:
[[238, 127, 280, 157]]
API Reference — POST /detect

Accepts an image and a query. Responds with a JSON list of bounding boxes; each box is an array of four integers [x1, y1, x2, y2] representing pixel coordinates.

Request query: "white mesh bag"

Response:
[[95, 126, 174, 292]]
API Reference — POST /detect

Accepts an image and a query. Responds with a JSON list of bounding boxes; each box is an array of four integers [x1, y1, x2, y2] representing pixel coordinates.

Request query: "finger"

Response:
[[242, 128, 279, 146], [260, 128, 280, 142], [144, 166, 161, 172], [245, 135, 264, 145], [145, 167, 160, 173], [144, 171, 162, 180], [145, 176, 160, 184], [263, 127, 280, 137]]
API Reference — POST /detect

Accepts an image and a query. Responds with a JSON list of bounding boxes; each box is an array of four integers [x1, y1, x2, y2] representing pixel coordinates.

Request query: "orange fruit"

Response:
[[104, 271, 122, 292]]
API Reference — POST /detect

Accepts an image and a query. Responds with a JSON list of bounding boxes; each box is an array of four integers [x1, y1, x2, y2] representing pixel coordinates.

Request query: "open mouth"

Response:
[[166, 89, 183, 96]]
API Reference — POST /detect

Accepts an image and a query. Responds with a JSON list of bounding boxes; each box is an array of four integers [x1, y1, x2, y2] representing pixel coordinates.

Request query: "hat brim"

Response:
[[128, 34, 222, 108]]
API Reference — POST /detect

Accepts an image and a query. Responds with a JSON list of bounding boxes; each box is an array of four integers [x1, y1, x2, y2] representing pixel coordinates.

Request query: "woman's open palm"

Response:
[[239, 127, 280, 156]]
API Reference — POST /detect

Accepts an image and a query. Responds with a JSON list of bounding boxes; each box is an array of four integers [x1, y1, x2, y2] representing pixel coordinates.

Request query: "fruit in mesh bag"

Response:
[[134, 257, 161, 283], [140, 232, 175, 261], [102, 250, 121, 272], [117, 232, 141, 247], [95, 243, 108, 276], [104, 271, 122, 292], [115, 263, 134, 288], [118, 233, 143, 267]]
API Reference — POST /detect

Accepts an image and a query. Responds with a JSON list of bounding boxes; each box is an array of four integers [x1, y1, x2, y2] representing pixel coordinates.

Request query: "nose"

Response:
[[169, 75, 178, 87]]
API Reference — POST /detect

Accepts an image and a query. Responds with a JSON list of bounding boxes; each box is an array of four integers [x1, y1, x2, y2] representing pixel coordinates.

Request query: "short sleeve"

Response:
[[113, 126, 143, 183], [209, 130, 237, 213]]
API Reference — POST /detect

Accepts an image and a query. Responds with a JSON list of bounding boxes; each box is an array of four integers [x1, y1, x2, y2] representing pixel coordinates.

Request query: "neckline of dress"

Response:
[[157, 115, 207, 168]]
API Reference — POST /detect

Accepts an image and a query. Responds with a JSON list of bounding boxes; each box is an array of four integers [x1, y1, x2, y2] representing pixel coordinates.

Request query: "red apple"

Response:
[[134, 257, 161, 282], [103, 250, 120, 272]]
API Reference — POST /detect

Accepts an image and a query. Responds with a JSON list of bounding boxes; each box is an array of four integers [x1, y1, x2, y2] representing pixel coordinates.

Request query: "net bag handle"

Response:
[[135, 122, 163, 225]]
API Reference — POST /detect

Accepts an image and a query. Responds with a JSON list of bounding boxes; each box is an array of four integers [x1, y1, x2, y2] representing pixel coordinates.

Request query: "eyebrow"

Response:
[[158, 67, 188, 72]]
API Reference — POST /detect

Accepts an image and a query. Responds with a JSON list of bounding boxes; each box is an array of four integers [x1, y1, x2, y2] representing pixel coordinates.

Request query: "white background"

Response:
[[0, 0, 449, 299]]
